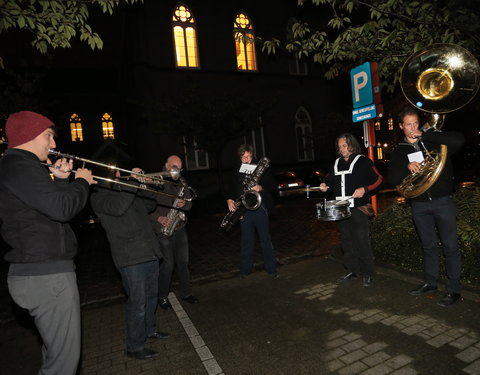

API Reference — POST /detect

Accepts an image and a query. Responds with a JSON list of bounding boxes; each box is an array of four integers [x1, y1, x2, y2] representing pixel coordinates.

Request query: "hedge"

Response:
[[371, 187, 480, 287]]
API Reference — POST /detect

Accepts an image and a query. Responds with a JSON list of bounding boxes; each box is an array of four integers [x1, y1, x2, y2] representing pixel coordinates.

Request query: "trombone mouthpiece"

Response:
[[170, 166, 181, 180]]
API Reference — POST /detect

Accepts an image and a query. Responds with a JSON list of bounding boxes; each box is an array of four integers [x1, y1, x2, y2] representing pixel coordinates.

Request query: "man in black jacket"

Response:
[[388, 107, 465, 307], [149, 155, 198, 311], [91, 168, 170, 360], [226, 144, 278, 278], [0, 110, 95, 375], [320, 133, 383, 288]]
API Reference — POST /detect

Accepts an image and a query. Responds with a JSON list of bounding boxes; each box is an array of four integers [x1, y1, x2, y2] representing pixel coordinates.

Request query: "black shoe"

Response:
[[270, 272, 280, 279], [437, 292, 461, 307], [363, 275, 374, 288], [337, 272, 358, 283], [148, 331, 170, 339], [181, 295, 199, 304], [126, 348, 159, 360], [159, 298, 172, 310], [408, 283, 438, 296]]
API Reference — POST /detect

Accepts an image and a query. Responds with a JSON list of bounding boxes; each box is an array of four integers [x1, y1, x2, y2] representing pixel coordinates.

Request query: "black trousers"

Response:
[[337, 208, 375, 276]]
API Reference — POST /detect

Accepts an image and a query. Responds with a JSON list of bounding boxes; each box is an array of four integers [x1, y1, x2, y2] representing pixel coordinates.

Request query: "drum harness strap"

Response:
[[333, 154, 363, 206]]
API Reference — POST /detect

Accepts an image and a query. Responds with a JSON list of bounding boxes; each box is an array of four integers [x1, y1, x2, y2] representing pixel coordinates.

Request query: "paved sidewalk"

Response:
[[1, 257, 480, 374], [1, 196, 479, 374]]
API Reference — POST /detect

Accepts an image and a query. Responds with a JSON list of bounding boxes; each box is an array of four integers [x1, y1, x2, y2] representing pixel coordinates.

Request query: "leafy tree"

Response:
[[0, 0, 142, 67], [262, 0, 480, 92]]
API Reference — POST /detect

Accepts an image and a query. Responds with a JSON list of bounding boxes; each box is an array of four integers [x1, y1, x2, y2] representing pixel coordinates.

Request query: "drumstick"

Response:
[[335, 197, 353, 205]]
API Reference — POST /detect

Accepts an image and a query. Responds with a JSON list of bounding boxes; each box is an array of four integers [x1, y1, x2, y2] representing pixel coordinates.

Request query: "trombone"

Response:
[[46, 150, 193, 200]]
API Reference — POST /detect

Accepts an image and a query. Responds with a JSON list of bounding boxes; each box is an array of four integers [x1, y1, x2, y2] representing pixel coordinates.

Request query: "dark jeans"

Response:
[[119, 260, 159, 352], [337, 208, 374, 276], [240, 206, 277, 275], [156, 227, 191, 299], [411, 195, 461, 293]]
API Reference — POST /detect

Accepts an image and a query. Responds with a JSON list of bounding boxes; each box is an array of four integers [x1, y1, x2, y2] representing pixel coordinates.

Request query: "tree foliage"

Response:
[[262, 0, 480, 92], [0, 0, 142, 67]]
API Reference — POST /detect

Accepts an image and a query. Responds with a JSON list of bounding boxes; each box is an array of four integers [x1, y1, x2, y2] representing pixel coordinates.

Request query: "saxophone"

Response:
[[220, 157, 271, 231], [161, 177, 189, 236]]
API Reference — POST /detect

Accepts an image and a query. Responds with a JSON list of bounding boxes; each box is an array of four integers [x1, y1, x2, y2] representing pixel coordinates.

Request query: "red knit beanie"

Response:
[[6, 111, 54, 148]]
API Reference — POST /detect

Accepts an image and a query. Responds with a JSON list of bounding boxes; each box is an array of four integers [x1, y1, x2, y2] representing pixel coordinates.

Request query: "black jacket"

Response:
[[149, 176, 193, 234], [90, 184, 160, 269], [324, 154, 383, 208], [0, 148, 90, 274], [387, 129, 465, 201]]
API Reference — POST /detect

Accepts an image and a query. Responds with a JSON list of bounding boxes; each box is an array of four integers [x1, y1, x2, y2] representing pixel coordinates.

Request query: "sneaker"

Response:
[[159, 298, 172, 310], [437, 292, 461, 307], [408, 283, 438, 296], [337, 272, 358, 283], [271, 272, 280, 279]]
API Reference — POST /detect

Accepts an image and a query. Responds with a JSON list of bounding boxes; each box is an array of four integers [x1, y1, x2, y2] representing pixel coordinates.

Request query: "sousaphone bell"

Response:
[[397, 43, 480, 198]]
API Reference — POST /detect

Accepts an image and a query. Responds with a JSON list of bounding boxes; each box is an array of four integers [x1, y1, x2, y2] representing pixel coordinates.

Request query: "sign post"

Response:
[[351, 62, 383, 215]]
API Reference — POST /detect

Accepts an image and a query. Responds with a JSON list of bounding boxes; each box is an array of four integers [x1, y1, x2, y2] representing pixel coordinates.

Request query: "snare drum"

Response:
[[316, 199, 351, 221]]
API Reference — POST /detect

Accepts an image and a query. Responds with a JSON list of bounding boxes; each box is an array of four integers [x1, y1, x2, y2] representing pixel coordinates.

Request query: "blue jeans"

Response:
[[240, 206, 277, 275], [411, 195, 461, 293], [119, 260, 159, 352], [157, 227, 191, 299], [337, 208, 375, 276]]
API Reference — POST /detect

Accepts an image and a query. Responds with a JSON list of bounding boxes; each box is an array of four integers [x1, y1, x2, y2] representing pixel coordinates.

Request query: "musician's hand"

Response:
[[176, 200, 186, 208], [131, 167, 145, 182], [352, 187, 366, 198], [227, 199, 236, 212], [252, 184, 263, 192], [410, 129, 423, 139], [319, 183, 329, 192], [157, 216, 170, 227], [408, 162, 422, 174], [49, 158, 72, 179], [75, 168, 96, 185]]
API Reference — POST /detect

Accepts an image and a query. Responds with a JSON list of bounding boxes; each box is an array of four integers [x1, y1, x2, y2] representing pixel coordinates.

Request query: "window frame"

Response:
[[172, 2, 200, 69], [295, 107, 314, 162], [233, 11, 258, 72]]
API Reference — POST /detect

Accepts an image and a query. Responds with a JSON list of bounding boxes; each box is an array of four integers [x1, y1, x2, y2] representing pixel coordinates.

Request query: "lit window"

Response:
[[101, 113, 115, 140], [70, 113, 83, 142], [172, 3, 199, 68], [234, 12, 257, 71], [295, 107, 314, 161], [183, 136, 208, 170], [388, 117, 394, 130], [375, 120, 381, 131]]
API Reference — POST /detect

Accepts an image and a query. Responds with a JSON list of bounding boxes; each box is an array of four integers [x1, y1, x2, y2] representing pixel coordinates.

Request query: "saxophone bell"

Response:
[[242, 190, 262, 210]]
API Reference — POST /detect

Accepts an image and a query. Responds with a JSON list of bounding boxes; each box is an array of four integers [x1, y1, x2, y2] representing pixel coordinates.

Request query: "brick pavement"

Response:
[[1, 195, 480, 374]]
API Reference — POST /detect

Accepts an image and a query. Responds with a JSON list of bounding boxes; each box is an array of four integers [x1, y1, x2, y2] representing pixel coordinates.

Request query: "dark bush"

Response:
[[372, 187, 480, 287]]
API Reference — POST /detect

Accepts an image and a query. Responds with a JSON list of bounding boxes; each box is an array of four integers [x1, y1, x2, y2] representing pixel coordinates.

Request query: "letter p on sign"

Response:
[[353, 72, 368, 102], [350, 62, 373, 108]]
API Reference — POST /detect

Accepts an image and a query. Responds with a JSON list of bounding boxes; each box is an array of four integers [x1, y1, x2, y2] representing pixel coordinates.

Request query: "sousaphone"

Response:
[[397, 43, 480, 198]]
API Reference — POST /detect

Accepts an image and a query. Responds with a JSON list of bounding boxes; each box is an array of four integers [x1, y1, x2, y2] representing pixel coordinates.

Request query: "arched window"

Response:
[[295, 107, 314, 161], [101, 113, 115, 140], [69, 113, 83, 142], [172, 3, 199, 68], [233, 12, 257, 71]]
